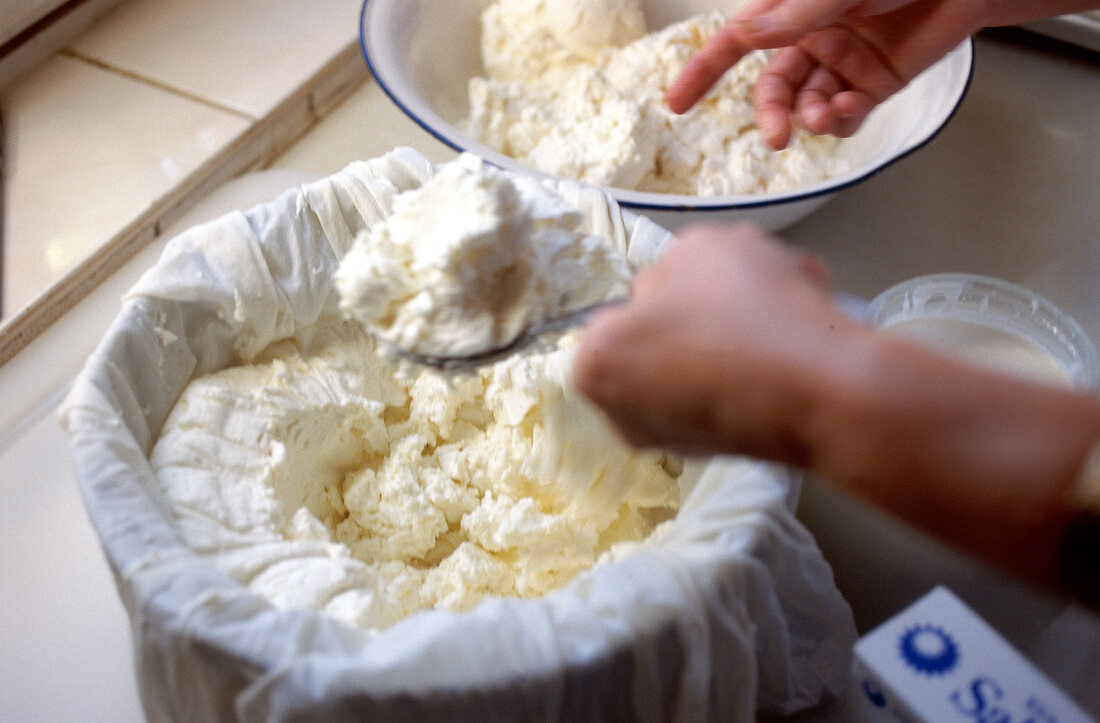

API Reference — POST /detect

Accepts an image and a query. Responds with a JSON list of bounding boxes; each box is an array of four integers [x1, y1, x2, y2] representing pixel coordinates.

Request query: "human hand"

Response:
[[573, 224, 1100, 590], [573, 223, 859, 460], [666, 0, 985, 149]]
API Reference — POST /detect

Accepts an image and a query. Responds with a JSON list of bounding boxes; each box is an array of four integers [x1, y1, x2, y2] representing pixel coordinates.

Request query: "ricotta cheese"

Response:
[[480, 0, 646, 86], [465, 2, 848, 196], [150, 322, 681, 631], [334, 154, 631, 359], [149, 159, 680, 633]]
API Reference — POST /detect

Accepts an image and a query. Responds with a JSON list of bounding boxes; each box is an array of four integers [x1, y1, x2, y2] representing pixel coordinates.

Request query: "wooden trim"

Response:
[[0, 0, 128, 89], [0, 42, 368, 367], [0, 1, 93, 62]]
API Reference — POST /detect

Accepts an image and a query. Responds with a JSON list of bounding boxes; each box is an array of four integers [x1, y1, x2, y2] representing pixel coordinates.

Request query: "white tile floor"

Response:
[[0, 0, 363, 346], [68, 0, 362, 118], [270, 78, 456, 177], [2, 53, 250, 313]]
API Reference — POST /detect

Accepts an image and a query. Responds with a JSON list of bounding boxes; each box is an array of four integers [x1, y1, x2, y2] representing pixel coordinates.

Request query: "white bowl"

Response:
[[359, 0, 974, 231]]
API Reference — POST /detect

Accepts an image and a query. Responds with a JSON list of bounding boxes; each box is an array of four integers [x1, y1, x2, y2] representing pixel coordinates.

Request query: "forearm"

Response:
[[802, 322, 1100, 584], [573, 224, 1100, 589], [981, 0, 1100, 27]]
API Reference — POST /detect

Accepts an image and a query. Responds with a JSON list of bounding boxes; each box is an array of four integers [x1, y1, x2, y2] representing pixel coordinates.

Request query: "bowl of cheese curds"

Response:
[[359, 0, 973, 231]]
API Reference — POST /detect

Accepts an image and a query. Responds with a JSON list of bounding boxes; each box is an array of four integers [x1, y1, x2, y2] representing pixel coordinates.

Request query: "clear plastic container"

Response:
[[868, 273, 1100, 391]]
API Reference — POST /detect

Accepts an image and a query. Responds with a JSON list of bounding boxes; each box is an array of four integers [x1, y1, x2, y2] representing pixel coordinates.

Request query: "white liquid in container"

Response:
[[885, 317, 1072, 387], [870, 273, 1100, 391]]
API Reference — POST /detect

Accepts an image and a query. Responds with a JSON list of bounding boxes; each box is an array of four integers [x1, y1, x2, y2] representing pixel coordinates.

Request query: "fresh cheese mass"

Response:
[[147, 155, 681, 633], [334, 154, 631, 359], [465, 0, 849, 196]]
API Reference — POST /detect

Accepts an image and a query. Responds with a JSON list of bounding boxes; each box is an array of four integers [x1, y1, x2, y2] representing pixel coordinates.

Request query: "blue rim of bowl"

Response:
[[358, 0, 975, 212]]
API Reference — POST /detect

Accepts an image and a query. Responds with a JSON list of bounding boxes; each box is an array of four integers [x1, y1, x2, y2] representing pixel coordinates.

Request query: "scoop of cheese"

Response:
[[149, 156, 679, 632], [334, 154, 631, 358]]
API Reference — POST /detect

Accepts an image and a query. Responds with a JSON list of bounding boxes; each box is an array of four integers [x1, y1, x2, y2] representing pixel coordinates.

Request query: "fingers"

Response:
[[666, 22, 752, 114], [755, 47, 814, 148], [670, 0, 909, 146], [786, 27, 903, 139], [665, 0, 844, 115], [797, 26, 903, 101], [572, 294, 674, 449], [574, 222, 838, 455], [825, 90, 877, 137], [795, 66, 844, 134], [792, 64, 873, 139], [754, 24, 903, 148]]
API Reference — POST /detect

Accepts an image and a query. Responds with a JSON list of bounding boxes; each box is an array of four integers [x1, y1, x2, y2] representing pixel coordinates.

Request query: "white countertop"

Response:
[[2, 30, 1098, 721]]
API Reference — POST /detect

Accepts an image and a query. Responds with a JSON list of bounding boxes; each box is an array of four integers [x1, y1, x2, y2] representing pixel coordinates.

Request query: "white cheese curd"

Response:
[[465, 2, 848, 196], [479, 0, 646, 86], [149, 323, 681, 632], [63, 149, 860, 718], [334, 154, 631, 358], [149, 157, 679, 633]]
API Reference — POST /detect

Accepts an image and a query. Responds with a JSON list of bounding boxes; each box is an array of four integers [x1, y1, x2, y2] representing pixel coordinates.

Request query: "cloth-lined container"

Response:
[[61, 147, 856, 721]]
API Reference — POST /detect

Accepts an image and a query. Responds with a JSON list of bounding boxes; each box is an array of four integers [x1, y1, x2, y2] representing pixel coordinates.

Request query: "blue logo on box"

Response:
[[899, 624, 960, 676], [862, 679, 888, 708]]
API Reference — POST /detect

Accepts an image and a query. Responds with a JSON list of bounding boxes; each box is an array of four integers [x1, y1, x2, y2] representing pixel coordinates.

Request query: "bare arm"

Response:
[[573, 224, 1100, 591], [803, 316, 1100, 584]]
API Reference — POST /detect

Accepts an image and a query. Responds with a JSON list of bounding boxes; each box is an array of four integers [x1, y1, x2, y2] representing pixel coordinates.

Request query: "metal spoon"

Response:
[[383, 299, 623, 372], [384, 292, 870, 372]]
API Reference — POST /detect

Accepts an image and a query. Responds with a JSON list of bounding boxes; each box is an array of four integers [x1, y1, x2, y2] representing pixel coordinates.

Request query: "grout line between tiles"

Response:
[[60, 48, 258, 120], [0, 41, 369, 368]]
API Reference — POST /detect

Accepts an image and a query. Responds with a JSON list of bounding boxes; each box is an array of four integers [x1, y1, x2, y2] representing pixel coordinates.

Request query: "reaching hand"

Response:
[[573, 223, 854, 459], [573, 223, 1100, 588], [666, 0, 986, 149]]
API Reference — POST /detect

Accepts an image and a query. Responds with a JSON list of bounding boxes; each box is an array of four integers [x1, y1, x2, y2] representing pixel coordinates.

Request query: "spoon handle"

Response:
[[386, 299, 624, 372]]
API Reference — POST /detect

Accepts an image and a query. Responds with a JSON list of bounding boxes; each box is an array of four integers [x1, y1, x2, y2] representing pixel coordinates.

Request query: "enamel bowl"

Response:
[[359, 0, 973, 231]]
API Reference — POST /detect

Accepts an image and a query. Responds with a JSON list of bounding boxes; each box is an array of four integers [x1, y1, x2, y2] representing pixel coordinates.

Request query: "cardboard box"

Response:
[[851, 586, 1094, 722]]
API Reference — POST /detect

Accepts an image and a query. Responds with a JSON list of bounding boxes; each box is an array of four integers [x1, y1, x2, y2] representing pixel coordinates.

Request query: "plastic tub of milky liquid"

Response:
[[868, 273, 1100, 391]]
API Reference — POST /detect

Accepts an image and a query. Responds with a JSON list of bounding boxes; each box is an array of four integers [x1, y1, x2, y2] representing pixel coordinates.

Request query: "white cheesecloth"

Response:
[[61, 148, 856, 722]]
